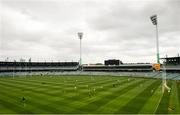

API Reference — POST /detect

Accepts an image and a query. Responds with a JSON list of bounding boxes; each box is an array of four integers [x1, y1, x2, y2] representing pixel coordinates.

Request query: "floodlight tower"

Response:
[[150, 15, 170, 93], [78, 32, 83, 67], [150, 14, 160, 64]]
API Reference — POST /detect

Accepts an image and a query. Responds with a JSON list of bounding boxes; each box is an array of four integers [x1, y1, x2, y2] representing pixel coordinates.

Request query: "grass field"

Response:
[[0, 75, 180, 114]]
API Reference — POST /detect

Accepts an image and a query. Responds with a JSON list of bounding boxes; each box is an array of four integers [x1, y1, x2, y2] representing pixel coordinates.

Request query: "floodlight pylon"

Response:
[[78, 32, 83, 67]]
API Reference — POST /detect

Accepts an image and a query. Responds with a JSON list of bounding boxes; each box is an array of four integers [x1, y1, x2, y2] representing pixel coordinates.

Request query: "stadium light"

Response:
[[150, 16, 171, 93], [150, 14, 160, 64], [78, 32, 83, 67]]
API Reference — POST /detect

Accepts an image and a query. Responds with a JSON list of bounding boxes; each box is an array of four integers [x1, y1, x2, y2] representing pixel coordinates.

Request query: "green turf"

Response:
[[155, 81, 172, 114], [0, 75, 179, 114]]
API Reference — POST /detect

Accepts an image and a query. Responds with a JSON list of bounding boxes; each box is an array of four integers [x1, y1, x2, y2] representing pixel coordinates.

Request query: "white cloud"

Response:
[[0, 0, 180, 63]]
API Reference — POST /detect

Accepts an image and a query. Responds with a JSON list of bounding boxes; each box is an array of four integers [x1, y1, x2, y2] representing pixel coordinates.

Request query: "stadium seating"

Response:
[[0, 61, 79, 72], [83, 64, 153, 72]]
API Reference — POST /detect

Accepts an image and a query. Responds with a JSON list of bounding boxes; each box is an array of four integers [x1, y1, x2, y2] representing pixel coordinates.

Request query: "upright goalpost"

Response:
[[162, 65, 171, 93]]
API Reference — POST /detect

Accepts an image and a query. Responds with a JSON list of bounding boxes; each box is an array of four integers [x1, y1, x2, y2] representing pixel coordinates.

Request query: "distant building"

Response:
[[104, 59, 123, 66], [161, 56, 180, 65]]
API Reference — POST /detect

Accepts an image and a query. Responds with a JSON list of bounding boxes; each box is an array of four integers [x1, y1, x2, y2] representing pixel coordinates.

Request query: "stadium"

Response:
[[0, 56, 180, 114], [1, 0, 180, 114]]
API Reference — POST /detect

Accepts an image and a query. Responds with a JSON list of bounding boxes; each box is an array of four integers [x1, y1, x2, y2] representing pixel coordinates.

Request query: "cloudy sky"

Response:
[[0, 0, 180, 64]]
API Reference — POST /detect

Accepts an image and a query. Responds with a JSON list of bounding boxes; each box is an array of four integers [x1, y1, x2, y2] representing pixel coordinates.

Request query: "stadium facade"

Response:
[[161, 56, 180, 65], [0, 61, 79, 72], [161, 56, 180, 73], [1, 55, 180, 73], [0, 61, 153, 72]]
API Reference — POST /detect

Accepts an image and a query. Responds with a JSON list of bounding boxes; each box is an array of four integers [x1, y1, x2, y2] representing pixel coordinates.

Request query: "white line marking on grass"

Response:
[[153, 88, 164, 113], [138, 85, 162, 114]]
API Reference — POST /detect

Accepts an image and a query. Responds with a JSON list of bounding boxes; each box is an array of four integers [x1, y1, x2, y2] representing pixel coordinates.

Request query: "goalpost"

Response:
[[162, 65, 171, 93]]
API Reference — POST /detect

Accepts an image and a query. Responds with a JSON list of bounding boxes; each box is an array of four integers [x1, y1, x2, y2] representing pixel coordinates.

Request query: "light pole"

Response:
[[150, 15, 170, 93], [150, 14, 160, 64], [78, 32, 83, 67]]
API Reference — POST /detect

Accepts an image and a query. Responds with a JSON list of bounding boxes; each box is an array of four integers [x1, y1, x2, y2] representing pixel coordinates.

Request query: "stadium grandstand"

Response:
[[0, 61, 79, 72], [83, 64, 153, 72], [83, 59, 153, 72], [161, 55, 180, 73], [1, 55, 180, 79], [161, 55, 180, 65], [0, 60, 180, 82], [1, 57, 180, 73]]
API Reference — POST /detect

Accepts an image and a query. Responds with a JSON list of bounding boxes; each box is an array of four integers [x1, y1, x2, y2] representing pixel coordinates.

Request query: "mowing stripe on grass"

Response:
[[71, 79, 146, 113], [0, 76, 117, 100], [0, 105, 15, 114], [138, 85, 162, 114], [95, 79, 156, 113], [168, 81, 180, 113], [114, 80, 161, 114], [0, 80, 64, 98], [1, 76, 120, 100], [68, 78, 137, 113], [47, 78, 129, 113], [78, 78, 138, 104], [177, 81, 180, 104], [47, 78, 122, 109], [0, 94, 33, 114], [0, 80, 74, 112], [45, 78, 127, 110], [176, 81, 180, 113], [64, 78, 127, 99], [0, 83, 59, 112], [0, 77, 83, 99], [52, 78, 129, 110], [0, 77, 123, 113], [1, 76, 120, 93], [0, 83, 73, 113], [0, 76, 179, 114], [7, 75, 118, 87], [155, 80, 172, 114]]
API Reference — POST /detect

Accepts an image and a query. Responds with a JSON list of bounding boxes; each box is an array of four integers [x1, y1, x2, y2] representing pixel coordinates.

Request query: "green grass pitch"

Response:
[[0, 75, 180, 114]]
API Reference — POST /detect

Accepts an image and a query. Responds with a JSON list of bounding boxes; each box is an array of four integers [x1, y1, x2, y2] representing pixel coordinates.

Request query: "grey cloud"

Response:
[[85, 0, 180, 61], [1, 0, 179, 63], [88, 0, 179, 38]]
